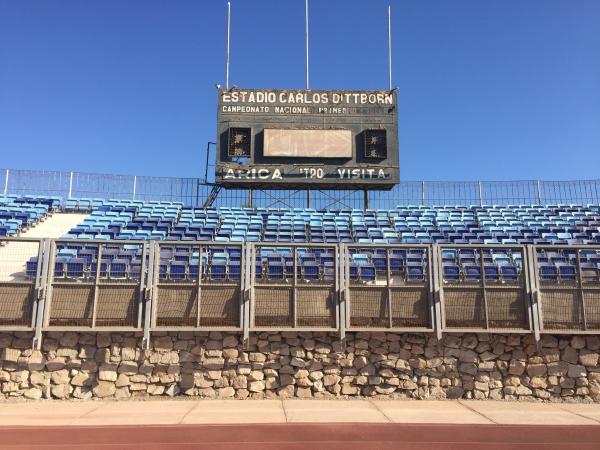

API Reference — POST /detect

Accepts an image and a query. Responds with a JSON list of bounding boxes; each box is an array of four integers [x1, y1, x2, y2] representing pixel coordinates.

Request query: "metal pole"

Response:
[[387, 4, 392, 90], [226, 1, 231, 89], [132, 176, 137, 200], [363, 189, 369, 210], [68, 171, 73, 199], [306, 190, 310, 208], [421, 180, 425, 206], [478, 180, 483, 207], [536, 179, 542, 205], [305, 0, 309, 90], [3, 169, 8, 196], [205, 142, 215, 184]]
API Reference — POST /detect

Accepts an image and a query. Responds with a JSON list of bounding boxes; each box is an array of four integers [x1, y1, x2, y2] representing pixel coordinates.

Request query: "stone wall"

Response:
[[1, 331, 598, 402]]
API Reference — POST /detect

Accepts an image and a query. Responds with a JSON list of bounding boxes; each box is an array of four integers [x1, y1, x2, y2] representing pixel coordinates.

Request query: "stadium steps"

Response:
[[0, 213, 89, 282], [20, 212, 89, 238]]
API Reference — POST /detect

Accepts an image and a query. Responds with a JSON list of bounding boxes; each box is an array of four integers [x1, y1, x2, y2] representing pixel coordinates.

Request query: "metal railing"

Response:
[[436, 244, 533, 334], [249, 243, 339, 332], [343, 244, 434, 332], [3, 168, 600, 208], [43, 240, 148, 330], [149, 241, 244, 331], [1, 237, 600, 349], [0, 238, 45, 336], [531, 245, 600, 334]]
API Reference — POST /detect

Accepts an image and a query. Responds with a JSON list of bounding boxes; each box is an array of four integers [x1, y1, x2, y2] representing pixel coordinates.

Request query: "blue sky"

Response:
[[1, 0, 599, 181]]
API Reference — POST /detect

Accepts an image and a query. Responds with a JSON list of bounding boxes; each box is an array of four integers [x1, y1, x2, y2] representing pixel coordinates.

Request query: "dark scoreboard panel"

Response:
[[216, 88, 399, 189]]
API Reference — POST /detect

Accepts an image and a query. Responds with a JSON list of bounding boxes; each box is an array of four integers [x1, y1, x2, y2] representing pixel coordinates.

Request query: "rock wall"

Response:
[[1, 331, 599, 401]]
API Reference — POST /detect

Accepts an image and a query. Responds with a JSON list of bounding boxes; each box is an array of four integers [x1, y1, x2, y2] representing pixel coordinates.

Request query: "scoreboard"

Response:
[[215, 88, 399, 189]]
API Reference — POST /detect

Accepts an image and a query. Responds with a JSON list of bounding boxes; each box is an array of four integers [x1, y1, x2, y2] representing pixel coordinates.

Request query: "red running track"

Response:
[[1, 423, 599, 449]]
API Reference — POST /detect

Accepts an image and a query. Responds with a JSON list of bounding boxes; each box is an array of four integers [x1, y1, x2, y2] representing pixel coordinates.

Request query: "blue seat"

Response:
[[539, 264, 557, 281], [443, 264, 460, 282], [90, 260, 109, 278], [109, 259, 129, 278], [54, 257, 68, 277], [349, 263, 359, 281], [500, 265, 518, 282], [26, 257, 38, 278], [302, 261, 320, 280], [360, 264, 376, 281], [406, 263, 424, 281], [66, 258, 86, 278], [556, 263, 576, 282], [463, 264, 481, 281], [390, 257, 403, 273], [228, 262, 241, 280]]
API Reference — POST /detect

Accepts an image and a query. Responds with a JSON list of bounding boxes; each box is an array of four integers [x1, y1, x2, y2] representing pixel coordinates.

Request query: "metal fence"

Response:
[[343, 244, 434, 332], [1, 237, 600, 349], [249, 243, 339, 331], [436, 244, 533, 333], [3, 168, 600, 208], [0, 238, 45, 332], [531, 245, 600, 333], [150, 241, 244, 331], [43, 240, 147, 330]]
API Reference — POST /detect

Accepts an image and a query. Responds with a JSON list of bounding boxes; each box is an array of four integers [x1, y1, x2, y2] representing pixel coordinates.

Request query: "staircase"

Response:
[[203, 185, 222, 208]]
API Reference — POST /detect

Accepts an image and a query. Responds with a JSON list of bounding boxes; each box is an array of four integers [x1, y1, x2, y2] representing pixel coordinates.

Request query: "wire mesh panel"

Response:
[[3, 167, 600, 208], [0, 238, 43, 329], [45, 240, 146, 329], [534, 245, 600, 333], [438, 245, 531, 332], [250, 243, 338, 330], [345, 244, 433, 331], [151, 242, 242, 329]]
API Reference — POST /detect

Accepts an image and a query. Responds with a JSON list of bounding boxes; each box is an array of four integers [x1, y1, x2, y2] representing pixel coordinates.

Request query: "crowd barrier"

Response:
[[0, 237, 598, 349], [3, 168, 600, 209]]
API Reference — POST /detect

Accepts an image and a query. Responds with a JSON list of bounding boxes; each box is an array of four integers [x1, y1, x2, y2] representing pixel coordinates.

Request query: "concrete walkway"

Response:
[[0, 399, 598, 426], [20, 213, 89, 239], [0, 213, 88, 281]]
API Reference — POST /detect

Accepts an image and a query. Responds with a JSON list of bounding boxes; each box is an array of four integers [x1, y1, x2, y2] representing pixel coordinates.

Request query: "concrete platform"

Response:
[[0, 399, 598, 426]]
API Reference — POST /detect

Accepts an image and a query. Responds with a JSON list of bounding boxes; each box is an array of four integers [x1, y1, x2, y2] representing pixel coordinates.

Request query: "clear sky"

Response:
[[1, 0, 599, 181]]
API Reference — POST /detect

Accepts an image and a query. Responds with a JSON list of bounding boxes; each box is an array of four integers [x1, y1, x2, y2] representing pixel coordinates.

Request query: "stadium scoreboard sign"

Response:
[[216, 88, 399, 189]]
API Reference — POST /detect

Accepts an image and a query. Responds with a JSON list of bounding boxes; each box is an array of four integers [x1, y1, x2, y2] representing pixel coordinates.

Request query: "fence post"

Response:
[[306, 190, 310, 208], [363, 189, 369, 210], [536, 180, 542, 205], [68, 171, 73, 199], [2, 169, 8, 196], [132, 176, 137, 200], [421, 181, 425, 206], [249, 188, 254, 208], [478, 180, 483, 207]]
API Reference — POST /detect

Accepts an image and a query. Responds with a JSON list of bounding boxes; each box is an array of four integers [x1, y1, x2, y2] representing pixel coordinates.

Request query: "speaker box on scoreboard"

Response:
[[216, 88, 399, 190]]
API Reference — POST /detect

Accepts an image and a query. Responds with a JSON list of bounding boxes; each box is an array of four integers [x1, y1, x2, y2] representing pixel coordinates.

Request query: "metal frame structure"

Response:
[[148, 241, 244, 338], [531, 244, 600, 335], [3, 167, 600, 209], [2, 237, 600, 349], [342, 243, 435, 334], [42, 239, 148, 332], [248, 243, 340, 334], [436, 244, 534, 335], [0, 237, 47, 349]]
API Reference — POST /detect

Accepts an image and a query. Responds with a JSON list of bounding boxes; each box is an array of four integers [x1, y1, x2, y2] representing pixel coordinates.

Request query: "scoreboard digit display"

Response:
[[216, 88, 399, 189]]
